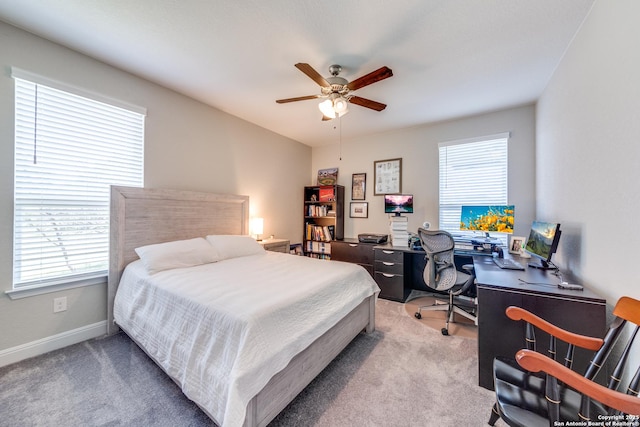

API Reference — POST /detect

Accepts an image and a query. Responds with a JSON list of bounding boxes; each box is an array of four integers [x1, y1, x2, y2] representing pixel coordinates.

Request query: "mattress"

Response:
[[114, 251, 379, 427]]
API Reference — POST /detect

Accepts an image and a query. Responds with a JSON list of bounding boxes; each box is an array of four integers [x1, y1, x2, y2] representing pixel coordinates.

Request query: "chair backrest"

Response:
[[513, 296, 640, 420], [418, 228, 457, 291]]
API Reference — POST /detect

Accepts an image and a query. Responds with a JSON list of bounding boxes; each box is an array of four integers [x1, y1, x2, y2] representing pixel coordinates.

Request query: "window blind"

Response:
[[13, 75, 145, 288], [439, 133, 509, 242]]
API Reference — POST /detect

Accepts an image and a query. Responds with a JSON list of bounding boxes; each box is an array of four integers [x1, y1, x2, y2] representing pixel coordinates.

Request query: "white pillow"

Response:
[[205, 235, 265, 260], [134, 237, 220, 274]]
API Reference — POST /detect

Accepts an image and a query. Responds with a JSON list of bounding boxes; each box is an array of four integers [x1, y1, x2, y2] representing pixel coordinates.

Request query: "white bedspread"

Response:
[[114, 252, 379, 427]]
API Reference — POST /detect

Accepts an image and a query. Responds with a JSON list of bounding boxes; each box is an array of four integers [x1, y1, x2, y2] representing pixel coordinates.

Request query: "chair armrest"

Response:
[[516, 349, 640, 416], [506, 306, 603, 351]]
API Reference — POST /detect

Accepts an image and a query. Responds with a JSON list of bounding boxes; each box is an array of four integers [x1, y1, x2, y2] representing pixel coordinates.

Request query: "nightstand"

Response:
[[259, 238, 290, 253]]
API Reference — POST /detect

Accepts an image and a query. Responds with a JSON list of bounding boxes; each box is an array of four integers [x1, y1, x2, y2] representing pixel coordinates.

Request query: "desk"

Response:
[[473, 254, 607, 390], [333, 242, 607, 390]]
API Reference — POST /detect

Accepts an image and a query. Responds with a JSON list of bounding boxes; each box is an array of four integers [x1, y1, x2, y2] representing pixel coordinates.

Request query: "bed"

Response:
[[107, 186, 379, 427]]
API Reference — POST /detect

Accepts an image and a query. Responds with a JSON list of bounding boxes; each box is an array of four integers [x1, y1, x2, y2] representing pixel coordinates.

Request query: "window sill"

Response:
[[5, 274, 107, 300]]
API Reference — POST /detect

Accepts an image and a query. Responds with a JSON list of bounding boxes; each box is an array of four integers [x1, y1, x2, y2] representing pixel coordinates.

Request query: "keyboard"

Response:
[[493, 257, 525, 270]]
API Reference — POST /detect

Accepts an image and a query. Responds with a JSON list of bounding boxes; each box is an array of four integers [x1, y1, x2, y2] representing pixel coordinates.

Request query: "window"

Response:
[[12, 69, 145, 291], [438, 133, 509, 242]]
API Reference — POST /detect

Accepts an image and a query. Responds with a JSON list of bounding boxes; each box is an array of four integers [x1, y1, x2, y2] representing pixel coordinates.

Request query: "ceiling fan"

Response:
[[276, 63, 393, 120]]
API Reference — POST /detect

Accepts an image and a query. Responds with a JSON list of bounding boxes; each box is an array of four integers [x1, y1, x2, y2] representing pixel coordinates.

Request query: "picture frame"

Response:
[[374, 158, 402, 195], [317, 167, 338, 186], [509, 236, 527, 254], [351, 173, 366, 200], [350, 202, 368, 218], [289, 243, 303, 256]]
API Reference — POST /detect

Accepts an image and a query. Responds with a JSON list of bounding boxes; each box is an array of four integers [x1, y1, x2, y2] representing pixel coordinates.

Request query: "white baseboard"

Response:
[[0, 321, 107, 368]]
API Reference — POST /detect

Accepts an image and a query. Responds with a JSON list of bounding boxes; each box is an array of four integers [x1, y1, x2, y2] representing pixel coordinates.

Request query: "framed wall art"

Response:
[[350, 202, 368, 218], [374, 158, 402, 195], [351, 173, 366, 200]]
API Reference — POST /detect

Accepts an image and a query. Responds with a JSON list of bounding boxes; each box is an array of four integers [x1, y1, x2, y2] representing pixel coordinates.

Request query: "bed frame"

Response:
[[107, 186, 376, 427]]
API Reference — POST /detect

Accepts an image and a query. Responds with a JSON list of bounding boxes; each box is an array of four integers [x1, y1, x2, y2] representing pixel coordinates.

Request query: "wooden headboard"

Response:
[[107, 186, 249, 334]]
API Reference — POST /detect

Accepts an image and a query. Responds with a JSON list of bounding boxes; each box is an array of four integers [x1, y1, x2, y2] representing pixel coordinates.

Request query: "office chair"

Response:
[[414, 228, 477, 336], [488, 296, 640, 426]]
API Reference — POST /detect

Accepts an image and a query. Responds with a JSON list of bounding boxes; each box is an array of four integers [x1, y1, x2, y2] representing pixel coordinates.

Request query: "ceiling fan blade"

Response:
[[347, 66, 393, 91], [276, 95, 320, 104], [295, 63, 330, 87], [349, 96, 387, 111]]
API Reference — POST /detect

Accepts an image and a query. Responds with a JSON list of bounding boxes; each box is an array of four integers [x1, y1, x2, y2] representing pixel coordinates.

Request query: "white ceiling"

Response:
[[0, 0, 594, 147]]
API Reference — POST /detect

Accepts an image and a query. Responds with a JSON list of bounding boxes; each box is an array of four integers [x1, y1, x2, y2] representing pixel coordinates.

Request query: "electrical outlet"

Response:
[[53, 296, 67, 313]]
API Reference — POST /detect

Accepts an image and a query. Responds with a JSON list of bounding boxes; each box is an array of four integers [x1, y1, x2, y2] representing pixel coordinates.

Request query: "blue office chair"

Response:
[[415, 228, 477, 336]]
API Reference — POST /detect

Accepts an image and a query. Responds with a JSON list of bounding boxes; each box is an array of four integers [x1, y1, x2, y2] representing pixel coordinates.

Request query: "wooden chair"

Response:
[[488, 296, 640, 426]]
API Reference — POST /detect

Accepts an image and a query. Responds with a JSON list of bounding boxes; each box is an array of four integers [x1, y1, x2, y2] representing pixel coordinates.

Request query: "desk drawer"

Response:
[[374, 248, 403, 263], [374, 260, 403, 275], [332, 241, 375, 265], [374, 271, 405, 301]]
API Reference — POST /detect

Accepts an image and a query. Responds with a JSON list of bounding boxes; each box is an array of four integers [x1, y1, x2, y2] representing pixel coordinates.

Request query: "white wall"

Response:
[[537, 0, 639, 377], [312, 105, 536, 241], [536, 0, 640, 303], [0, 21, 310, 355]]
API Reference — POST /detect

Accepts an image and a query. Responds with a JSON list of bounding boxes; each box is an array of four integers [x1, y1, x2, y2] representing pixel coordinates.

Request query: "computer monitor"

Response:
[[459, 205, 515, 234], [524, 221, 561, 269], [384, 194, 413, 216]]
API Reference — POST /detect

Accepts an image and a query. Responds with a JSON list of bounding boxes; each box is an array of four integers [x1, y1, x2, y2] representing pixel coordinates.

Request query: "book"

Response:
[[319, 186, 335, 202]]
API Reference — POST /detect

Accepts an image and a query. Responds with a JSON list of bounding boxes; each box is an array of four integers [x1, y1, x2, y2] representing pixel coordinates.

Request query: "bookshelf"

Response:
[[303, 185, 344, 259]]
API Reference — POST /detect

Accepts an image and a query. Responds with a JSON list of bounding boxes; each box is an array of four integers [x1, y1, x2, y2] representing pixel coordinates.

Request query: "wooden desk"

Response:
[[473, 254, 607, 390]]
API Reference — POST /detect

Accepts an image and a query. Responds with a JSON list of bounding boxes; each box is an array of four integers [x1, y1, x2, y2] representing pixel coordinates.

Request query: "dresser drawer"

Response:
[[332, 241, 375, 265], [374, 260, 404, 275], [374, 248, 403, 264], [374, 271, 405, 302]]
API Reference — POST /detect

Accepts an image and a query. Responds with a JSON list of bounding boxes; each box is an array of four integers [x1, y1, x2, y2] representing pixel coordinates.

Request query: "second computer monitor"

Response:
[[524, 221, 561, 269], [459, 205, 515, 234]]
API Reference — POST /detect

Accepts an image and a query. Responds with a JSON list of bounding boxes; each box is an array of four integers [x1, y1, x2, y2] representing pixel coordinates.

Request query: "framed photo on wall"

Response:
[[350, 202, 368, 218], [374, 158, 402, 195], [351, 173, 366, 200]]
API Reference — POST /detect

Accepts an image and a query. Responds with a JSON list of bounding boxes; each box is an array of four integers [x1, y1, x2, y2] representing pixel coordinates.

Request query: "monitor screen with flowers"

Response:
[[459, 205, 515, 234]]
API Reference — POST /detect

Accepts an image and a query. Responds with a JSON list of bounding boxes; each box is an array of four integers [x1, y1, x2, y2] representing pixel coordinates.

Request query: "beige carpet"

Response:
[[404, 295, 478, 339]]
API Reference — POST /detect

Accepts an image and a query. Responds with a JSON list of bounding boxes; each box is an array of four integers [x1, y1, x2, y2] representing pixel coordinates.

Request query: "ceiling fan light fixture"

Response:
[[333, 96, 349, 115], [318, 99, 336, 118]]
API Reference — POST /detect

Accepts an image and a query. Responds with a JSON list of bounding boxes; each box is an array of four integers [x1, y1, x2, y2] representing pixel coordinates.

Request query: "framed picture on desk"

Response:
[[509, 236, 526, 254]]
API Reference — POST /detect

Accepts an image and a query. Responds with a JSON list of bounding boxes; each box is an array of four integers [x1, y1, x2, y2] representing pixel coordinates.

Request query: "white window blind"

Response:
[[13, 74, 145, 289], [439, 133, 509, 241]]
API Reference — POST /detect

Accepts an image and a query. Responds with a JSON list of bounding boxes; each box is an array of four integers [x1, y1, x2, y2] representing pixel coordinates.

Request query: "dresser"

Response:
[[373, 246, 411, 302]]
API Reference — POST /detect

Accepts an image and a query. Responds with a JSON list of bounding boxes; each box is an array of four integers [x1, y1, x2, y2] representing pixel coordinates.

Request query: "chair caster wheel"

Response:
[[414, 312, 422, 319], [441, 328, 449, 336]]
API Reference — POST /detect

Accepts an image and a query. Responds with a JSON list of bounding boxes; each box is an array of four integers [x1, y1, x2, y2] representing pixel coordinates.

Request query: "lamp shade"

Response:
[[250, 217, 264, 236], [318, 99, 336, 118], [333, 96, 349, 115]]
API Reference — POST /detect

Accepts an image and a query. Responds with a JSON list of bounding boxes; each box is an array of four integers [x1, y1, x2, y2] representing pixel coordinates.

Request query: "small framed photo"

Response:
[[350, 202, 368, 218], [509, 236, 527, 254], [289, 243, 303, 256], [351, 173, 366, 200], [374, 158, 402, 195]]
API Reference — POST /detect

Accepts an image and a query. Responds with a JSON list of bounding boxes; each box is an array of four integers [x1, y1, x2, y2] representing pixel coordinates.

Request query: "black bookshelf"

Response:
[[303, 185, 344, 259]]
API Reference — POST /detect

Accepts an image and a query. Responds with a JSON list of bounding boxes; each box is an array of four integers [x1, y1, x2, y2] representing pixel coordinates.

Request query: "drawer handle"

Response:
[[382, 273, 395, 278], [382, 250, 395, 254], [383, 262, 395, 266], [348, 244, 358, 247]]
